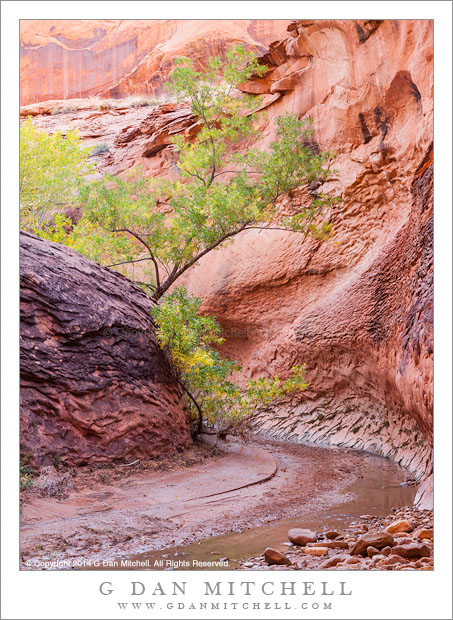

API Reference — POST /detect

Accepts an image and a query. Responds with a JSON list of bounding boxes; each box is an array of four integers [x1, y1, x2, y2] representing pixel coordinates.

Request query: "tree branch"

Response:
[[244, 225, 314, 235], [207, 134, 217, 187], [153, 221, 252, 300], [105, 256, 154, 268], [132, 281, 157, 291], [112, 228, 161, 292], [176, 377, 203, 437], [179, 166, 207, 186], [212, 169, 262, 178]]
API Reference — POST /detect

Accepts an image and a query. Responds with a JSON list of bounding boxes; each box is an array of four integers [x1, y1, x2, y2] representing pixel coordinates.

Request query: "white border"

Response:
[[2, 2, 452, 619]]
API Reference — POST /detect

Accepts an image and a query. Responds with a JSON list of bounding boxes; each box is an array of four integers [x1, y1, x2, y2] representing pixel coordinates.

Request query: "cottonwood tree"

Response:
[[51, 46, 338, 300], [24, 46, 340, 436]]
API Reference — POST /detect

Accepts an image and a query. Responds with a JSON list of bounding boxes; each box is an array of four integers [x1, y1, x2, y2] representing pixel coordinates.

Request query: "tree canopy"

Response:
[[20, 45, 341, 436], [20, 117, 93, 228]]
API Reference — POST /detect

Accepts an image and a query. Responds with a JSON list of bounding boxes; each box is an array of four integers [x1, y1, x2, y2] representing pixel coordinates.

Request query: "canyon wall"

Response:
[[20, 19, 290, 105], [21, 20, 433, 506], [20, 232, 191, 467], [182, 19, 434, 507]]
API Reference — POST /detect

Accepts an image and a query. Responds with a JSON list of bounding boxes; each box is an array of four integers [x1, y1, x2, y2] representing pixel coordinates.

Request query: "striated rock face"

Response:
[[20, 20, 290, 105], [20, 232, 191, 467], [178, 19, 434, 506], [106, 102, 196, 177]]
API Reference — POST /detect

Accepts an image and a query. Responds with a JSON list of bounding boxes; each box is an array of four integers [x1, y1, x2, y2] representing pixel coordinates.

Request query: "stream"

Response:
[[116, 453, 417, 570]]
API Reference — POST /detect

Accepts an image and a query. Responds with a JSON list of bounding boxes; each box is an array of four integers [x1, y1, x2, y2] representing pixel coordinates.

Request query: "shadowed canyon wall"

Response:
[[20, 19, 290, 105], [20, 232, 191, 467], [21, 20, 433, 507]]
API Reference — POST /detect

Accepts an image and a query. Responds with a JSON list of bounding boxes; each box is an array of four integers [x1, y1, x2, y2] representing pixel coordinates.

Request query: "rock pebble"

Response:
[[264, 548, 292, 565], [413, 528, 433, 540], [392, 543, 431, 559], [379, 554, 408, 567], [287, 528, 317, 545], [319, 554, 349, 569], [302, 546, 328, 556], [367, 546, 381, 558], [351, 531, 394, 556], [385, 519, 413, 534], [239, 506, 433, 572]]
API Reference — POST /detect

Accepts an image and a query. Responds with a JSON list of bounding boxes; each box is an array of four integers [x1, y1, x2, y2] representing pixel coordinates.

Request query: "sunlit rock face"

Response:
[[20, 232, 191, 467], [20, 19, 290, 105]]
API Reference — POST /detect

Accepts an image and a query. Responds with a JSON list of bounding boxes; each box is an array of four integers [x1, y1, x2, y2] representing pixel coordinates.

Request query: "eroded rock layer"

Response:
[[20, 20, 290, 105], [20, 232, 191, 467], [179, 20, 434, 507]]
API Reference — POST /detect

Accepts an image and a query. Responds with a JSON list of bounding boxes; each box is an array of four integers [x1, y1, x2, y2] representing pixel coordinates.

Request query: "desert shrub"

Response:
[[49, 103, 80, 115], [90, 97, 115, 111], [34, 467, 73, 498], [126, 95, 161, 108], [91, 142, 110, 155], [20, 456, 35, 489]]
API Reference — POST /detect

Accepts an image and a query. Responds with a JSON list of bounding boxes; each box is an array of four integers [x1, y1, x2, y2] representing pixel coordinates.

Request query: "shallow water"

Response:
[[117, 453, 417, 570]]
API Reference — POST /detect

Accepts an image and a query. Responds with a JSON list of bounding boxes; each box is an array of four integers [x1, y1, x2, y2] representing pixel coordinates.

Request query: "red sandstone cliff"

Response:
[[21, 20, 433, 507], [181, 20, 434, 507], [20, 19, 290, 105]]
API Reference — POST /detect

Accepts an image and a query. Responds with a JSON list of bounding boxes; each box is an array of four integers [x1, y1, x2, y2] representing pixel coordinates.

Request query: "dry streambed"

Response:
[[20, 439, 425, 572], [20, 439, 363, 570]]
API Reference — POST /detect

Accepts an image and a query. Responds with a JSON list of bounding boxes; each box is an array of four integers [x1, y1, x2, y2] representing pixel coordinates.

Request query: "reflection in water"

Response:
[[113, 453, 418, 570]]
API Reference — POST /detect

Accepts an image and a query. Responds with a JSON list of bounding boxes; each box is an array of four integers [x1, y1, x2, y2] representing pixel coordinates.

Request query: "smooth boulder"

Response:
[[392, 543, 431, 559], [288, 528, 317, 546], [350, 531, 394, 556], [413, 528, 433, 540], [264, 548, 291, 566], [302, 547, 328, 556], [385, 519, 414, 534]]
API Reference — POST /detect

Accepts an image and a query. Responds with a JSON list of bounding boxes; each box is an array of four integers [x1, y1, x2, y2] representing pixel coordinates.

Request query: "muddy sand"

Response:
[[20, 439, 364, 569]]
